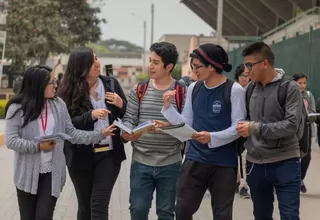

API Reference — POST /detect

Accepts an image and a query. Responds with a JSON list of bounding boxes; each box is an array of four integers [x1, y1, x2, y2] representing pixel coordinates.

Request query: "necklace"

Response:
[[89, 80, 98, 89]]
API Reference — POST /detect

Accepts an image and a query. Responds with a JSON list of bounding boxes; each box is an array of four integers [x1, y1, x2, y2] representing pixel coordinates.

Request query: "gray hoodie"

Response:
[[245, 74, 303, 164]]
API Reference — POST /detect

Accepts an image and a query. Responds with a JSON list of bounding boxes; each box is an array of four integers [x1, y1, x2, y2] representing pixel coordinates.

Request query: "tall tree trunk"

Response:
[[39, 51, 50, 65]]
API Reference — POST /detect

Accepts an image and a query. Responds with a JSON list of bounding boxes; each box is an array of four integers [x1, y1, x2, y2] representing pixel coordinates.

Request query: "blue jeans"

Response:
[[246, 158, 301, 220], [129, 160, 181, 220]]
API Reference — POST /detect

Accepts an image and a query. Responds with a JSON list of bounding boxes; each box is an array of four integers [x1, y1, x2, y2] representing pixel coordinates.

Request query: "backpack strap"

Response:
[[224, 78, 234, 113], [174, 81, 185, 113], [192, 81, 203, 109], [136, 80, 149, 104], [136, 80, 149, 116], [245, 82, 256, 120], [277, 75, 292, 109]]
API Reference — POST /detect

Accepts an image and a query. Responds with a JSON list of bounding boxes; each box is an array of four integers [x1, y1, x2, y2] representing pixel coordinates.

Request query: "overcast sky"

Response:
[[98, 0, 213, 47]]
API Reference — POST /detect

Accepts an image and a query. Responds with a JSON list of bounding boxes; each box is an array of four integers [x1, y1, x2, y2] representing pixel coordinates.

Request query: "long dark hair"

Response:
[[5, 65, 52, 127], [57, 47, 94, 116]]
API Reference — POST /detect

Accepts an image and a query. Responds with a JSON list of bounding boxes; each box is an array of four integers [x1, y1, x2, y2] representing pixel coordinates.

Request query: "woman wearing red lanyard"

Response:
[[4, 65, 116, 220], [57, 47, 127, 220]]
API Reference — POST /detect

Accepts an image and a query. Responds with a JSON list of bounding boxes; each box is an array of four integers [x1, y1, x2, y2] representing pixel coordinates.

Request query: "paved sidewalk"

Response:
[[1, 128, 320, 219]]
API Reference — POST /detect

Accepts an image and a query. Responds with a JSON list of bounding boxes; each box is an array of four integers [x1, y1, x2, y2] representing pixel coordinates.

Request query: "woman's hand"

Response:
[[92, 109, 111, 120], [102, 124, 117, 137], [163, 90, 176, 110], [105, 92, 123, 108], [39, 140, 56, 151]]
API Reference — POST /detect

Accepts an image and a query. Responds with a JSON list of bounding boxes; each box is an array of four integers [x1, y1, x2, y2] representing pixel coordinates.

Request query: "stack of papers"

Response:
[[35, 133, 72, 142], [113, 118, 154, 134], [160, 123, 197, 142]]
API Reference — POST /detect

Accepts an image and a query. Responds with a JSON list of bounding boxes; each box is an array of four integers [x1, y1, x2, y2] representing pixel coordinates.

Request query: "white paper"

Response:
[[35, 133, 72, 142], [113, 118, 154, 134], [160, 123, 197, 142], [308, 113, 320, 117]]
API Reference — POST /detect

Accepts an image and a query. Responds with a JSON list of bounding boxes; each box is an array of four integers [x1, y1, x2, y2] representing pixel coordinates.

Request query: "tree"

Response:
[[59, 0, 105, 47], [6, 0, 105, 67], [99, 39, 143, 52], [136, 72, 149, 83], [171, 64, 182, 80]]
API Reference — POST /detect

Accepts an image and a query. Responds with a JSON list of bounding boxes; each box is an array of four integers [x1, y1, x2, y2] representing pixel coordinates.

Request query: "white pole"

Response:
[[0, 31, 6, 88], [217, 0, 224, 45], [143, 20, 147, 73], [151, 3, 154, 44]]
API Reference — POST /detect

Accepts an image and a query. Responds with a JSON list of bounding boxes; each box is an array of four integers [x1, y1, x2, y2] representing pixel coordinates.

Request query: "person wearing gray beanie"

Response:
[[160, 43, 246, 220]]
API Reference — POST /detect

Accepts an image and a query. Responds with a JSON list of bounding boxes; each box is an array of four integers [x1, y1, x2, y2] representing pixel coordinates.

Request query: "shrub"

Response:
[[0, 99, 8, 119]]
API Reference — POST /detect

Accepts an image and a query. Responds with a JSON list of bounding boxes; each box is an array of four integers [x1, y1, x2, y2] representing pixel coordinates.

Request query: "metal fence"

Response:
[[227, 27, 320, 99]]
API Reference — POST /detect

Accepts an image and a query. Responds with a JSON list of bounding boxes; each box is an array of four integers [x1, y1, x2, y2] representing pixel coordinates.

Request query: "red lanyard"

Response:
[[40, 103, 48, 135]]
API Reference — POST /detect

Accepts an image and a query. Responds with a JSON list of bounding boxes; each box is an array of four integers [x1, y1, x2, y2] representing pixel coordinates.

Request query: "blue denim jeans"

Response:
[[246, 158, 301, 220], [129, 160, 181, 220]]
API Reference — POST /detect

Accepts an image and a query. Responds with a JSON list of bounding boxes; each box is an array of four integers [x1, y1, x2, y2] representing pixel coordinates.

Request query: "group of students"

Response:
[[4, 40, 311, 220]]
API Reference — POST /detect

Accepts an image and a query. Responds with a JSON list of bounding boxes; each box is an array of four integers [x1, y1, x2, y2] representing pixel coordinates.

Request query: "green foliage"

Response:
[[0, 99, 8, 119], [171, 64, 182, 80], [99, 38, 143, 52], [6, 0, 105, 67], [86, 42, 110, 54], [136, 73, 149, 83]]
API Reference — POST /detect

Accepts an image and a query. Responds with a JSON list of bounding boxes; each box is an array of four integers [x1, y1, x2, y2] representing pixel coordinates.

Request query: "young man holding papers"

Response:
[[161, 43, 246, 220], [121, 42, 186, 220]]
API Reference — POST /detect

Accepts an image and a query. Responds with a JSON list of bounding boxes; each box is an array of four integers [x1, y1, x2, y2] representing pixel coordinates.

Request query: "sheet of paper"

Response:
[[308, 113, 320, 117], [160, 123, 197, 142]]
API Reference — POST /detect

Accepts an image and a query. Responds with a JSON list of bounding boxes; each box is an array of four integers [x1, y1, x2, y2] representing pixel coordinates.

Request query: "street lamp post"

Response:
[[216, 0, 224, 45], [132, 13, 147, 74], [151, 2, 154, 44]]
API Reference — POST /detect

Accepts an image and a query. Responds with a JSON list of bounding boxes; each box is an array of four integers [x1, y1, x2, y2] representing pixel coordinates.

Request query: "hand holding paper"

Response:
[[160, 123, 197, 142], [121, 130, 143, 142], [192, 131, 211, 144]]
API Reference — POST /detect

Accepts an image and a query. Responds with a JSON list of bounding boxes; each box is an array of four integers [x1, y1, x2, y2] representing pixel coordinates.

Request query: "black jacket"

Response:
[[64, 75, 127, 170]]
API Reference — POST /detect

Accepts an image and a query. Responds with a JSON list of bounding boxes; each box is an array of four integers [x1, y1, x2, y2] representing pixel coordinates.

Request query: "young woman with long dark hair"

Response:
[[58, 47, 127, 220], [5, 65, 116, 220], [293, 73, 316, 193]]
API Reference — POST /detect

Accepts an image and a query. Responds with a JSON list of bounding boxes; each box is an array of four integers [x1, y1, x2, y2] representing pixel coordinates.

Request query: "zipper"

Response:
[[261, 97, 266, 117]]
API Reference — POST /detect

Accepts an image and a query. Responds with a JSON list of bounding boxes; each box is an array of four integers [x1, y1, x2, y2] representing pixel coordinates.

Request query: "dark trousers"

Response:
[[246, 158, 301, 220], [17, 173, 57, 220], [301, 126, 312, 180], [68, 151, 121, 220], [176, 159, 237, 220]]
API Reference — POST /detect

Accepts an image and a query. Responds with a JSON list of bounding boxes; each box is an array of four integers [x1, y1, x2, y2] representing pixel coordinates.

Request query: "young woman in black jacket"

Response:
[[58, 47, 127, 220]]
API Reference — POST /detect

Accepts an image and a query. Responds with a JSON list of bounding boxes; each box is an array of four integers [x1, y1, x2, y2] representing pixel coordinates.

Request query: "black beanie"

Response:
[[191, 43, 232, 73]]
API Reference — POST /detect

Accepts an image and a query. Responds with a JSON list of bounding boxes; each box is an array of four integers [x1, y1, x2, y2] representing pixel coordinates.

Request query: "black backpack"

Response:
[[246, 75, 308, 158]]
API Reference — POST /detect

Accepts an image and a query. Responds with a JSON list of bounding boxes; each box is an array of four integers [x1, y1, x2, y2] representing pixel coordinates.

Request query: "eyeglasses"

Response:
[[48, 78, 57, 85], [191, 65, 204, 71], [244, 60, 264, 71], [239, 74, 250, 78]]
